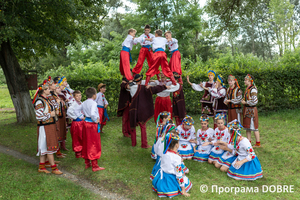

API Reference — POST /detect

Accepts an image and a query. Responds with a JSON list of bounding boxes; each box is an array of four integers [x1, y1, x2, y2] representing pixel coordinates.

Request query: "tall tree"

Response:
[[0, 0, 107, 123]]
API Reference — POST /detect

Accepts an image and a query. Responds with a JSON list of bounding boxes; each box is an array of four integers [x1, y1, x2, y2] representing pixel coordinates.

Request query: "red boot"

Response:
[[91, 159, 105, 172], [169, 75, 177, 85], [145, 75, 151, 86], [85, 159, 92, 169]]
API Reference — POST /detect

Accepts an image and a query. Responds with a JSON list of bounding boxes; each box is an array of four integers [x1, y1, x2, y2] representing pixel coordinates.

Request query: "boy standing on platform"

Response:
[[144, 29, 177, 86], [132, 25, 155, 76], [81, 87, 105, 172], [164, 31, 183, 84]]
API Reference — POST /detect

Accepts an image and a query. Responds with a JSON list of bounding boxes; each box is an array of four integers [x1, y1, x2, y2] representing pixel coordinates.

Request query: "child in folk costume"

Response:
[[164, 31, 183, 84], [224, 75, 243, 123], [96, 83, 110, 133], [241, 74, 261, 147], [186, 70, 216, 117], [151, 72, 173, 123], [34, 81, 63, 175], [120, 28, 139, 81], [214, 120, 241, 172], [177, 116, 196, 160], [150, 123, 174, 181], [204, 114, 230, 167], [144, 29, 177, 86], [67, 90, 85, 158], [132, 24, 155, 76], [202, 74, 228, 129], [225, 120, 263, 180], [192, 114, 214, 162], [152, 132, 192, 198], [53, 77, 69, 153], [172, 73, 186, 126], [117, 78, 132, 138], [81, 87, 105, 172], [151, 111, 171, 160]]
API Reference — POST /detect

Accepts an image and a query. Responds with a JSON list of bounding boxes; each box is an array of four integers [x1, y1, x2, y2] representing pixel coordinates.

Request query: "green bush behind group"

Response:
[[2, 48, 300, 116]]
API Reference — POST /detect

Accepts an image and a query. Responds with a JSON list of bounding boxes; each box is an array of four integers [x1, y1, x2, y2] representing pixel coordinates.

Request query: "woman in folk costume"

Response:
[[192, 112, 214, 162], [152, 72, 173, 123], [241, 74, 261, 147], [33, 80, 63, 175], [214, 120, 242, 172], [152, 132, 192, 198], [176, 116, 196, 160], [150, 123, 174, 181], [224, 75, 243, 123], [205, 114, 230, 167], [224, 120, 263, 180], [151, 111, 171, 160], [186, 70, 216, 117]]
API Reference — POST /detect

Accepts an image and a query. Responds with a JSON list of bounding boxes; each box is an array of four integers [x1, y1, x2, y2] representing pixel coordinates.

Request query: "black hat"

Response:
[[133, 74, 143, 82], [122, 77, 129, 82]]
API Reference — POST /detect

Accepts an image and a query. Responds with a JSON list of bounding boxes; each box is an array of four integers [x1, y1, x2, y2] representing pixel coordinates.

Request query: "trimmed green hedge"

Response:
[[43, 49, 300, 116]]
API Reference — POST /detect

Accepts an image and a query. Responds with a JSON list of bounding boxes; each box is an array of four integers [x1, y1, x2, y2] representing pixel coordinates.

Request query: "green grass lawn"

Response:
[[0, 152, 97, 199], [0, 108, 300, 199], [0, 87, 14, 108]]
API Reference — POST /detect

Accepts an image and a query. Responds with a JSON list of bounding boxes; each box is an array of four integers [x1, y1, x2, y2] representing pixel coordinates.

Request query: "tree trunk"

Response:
[[0, 40, 36, 123]]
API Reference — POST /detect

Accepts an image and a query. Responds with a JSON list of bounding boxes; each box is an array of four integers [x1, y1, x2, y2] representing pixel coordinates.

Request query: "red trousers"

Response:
[[146, 51, 173, 77], [122, 106, 131, 137], [120, 50, 133, 80], [154, 96, 172, 123], [97, 107, 108, 131], [132, 47, 153, 74], [169, 51, 182, 75], [70, 120, 84, 153], [131, 122, 148, 148], [82, 122, 101, 160]]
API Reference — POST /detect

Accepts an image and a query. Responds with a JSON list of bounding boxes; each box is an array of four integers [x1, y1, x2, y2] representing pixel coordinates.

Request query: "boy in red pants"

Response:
[[96, 83, 109, 133], [81, 87, 105, 172]]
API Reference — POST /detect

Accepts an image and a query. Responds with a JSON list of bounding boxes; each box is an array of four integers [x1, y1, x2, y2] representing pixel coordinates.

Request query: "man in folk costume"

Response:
[[186, 70, 216, 117], [33, 80, 63, 175], [172, 72, 186, 126], [132, 25, 156, 77], [127, 74, 179, 148], [117, 78, 132, 138], [224, 75, 243, 123], [241, 74, 261, 147]]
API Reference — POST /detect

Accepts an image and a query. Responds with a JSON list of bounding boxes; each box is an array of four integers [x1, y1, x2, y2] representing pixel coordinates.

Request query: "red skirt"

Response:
[[82, 122, 101, 160], [70, 120, 84, 152], [154, 96, 172, 123]]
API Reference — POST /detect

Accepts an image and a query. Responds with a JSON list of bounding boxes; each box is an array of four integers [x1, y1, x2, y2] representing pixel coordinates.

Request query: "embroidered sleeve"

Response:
[[246, 146, 256, 161], [66, 104, 77, 120], [175, 164, 184, 187], [209, 87, 226, 99], [231, 89, 243, 104], [163, 83, 180, 92], [247, 88, 258, 106], [191, 83, 204, 92], [35, 100, 51, 121]]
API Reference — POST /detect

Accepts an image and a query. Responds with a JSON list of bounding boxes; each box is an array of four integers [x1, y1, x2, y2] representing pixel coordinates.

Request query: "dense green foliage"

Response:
[[38, 47, 300, 116]]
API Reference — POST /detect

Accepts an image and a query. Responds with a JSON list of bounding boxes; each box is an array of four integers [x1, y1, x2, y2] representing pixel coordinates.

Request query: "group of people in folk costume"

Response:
[[33, 76, 109, 174], [32, 23, 263, 197], [117, 24, 263, 197]]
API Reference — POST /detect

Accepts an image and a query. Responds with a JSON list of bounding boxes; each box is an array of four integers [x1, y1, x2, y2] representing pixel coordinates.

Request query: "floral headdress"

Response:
[[47, 76, 54, 85], [32, 80, 49, 104], [163, 127, 180, 154], [217, 74, 225, 87], [228, 74, 240, 88], [182, 115, 194, 125], [228, 119, 243, 148], [245, 74, 255, 86], [214, 113, 225, 120], [207, 70, 216, 77]]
